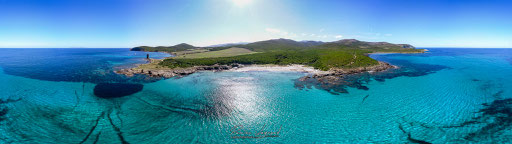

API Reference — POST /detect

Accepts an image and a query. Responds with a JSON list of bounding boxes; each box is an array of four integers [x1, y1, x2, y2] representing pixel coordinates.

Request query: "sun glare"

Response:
[[232, 0, 252, 7]]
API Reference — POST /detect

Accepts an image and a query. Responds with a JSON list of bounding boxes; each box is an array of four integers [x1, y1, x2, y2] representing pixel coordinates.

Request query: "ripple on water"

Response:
[[2, 48, 512, 143]]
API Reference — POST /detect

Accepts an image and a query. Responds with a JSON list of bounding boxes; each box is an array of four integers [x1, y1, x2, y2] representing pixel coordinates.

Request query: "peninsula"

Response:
[[116, 39, 425, 79]]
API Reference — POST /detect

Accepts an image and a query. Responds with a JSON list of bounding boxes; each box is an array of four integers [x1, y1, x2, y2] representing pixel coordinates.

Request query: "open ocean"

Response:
[[1, 48, 511, 143]]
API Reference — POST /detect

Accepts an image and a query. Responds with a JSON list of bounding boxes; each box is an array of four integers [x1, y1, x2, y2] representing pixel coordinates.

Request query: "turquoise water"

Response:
[[1, 48, 512, 143]]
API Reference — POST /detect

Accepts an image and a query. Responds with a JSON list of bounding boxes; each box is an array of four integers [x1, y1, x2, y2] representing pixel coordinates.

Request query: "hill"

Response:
[[317, 39, 420, 53], [130, 38, 424, 71], [174, 47, 257, 59], [130, 38, 421, 54], [131, 43, 198, 52], [207, 42, 250, 47], [234, 38, 324, 52]]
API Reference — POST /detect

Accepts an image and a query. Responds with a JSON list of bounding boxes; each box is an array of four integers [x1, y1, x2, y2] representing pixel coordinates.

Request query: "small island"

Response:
[[116, 39, 425, 80]]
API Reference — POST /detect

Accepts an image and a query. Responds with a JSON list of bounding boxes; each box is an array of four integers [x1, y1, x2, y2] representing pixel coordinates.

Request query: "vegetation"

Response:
[[232, 38, 324, 52], [207, 46, 233, 51], [135, 59, 170, 70], [132, 38, 424, 71], [174, 48, 257, 59], [172, 49, 209, 56], [159, 49, 378, 71], [131, 43, 197, 52]]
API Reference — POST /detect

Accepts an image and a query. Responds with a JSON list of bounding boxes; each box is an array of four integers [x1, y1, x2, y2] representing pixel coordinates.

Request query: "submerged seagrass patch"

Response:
[[93, 83, 143, 98]]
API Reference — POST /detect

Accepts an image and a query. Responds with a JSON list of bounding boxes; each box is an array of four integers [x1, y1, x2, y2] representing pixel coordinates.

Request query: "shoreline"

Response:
[[227, 64, 331, 75], [116, 49, 405, 79], [297, 61, 396, 84], [115, 58, 396, 80]]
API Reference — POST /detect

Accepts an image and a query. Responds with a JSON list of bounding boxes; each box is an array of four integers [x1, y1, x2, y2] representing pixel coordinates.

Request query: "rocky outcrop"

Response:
[[330, 61, 396, 74], [117, 60, 394, 83], [298, 62, 396, 85], [115, 63, 244, 78]]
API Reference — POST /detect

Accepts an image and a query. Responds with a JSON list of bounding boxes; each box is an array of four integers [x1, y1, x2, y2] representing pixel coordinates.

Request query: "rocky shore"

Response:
[[115, 63, 244, 78], [116, 59, 396, 84], [297, 61, 396, 85]]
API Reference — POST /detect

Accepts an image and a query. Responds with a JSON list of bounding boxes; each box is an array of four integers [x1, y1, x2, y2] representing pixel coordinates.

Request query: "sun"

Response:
[[231, 0, 253, 7]]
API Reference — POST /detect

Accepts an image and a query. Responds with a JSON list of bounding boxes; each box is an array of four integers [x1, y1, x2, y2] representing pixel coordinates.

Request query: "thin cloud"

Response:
[[265, 28, 291, 36], [265, 28, 281, 34]]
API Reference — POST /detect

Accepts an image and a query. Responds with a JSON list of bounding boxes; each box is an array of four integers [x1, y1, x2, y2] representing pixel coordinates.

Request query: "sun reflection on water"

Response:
[[213, 76, 268, 124]]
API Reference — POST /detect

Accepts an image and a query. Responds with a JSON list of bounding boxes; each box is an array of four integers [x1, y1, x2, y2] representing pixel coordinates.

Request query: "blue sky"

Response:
[[0, 0, 511, 48]]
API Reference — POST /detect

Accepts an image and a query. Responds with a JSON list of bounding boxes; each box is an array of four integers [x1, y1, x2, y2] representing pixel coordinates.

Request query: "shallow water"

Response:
[[1, 48, 511, 143]]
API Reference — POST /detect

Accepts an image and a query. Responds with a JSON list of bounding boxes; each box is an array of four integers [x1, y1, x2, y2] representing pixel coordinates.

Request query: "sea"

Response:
[[0, 48, 511, 143]]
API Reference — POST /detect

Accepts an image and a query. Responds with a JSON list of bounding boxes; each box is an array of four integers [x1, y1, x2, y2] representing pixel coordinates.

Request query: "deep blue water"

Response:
[[0, 48, 169, 83], [1, 48, 512, 143]]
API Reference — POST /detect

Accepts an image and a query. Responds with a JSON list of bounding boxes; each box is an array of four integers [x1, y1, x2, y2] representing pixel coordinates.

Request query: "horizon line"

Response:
[[2, 47, 512, 49]]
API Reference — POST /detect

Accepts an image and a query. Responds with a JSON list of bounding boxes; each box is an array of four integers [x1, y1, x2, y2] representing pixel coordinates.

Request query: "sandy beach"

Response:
[[228, 64, 331, 74]]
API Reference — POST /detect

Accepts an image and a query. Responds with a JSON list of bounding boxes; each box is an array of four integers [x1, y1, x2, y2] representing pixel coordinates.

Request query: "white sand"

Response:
[[228, 64, 330, 74]]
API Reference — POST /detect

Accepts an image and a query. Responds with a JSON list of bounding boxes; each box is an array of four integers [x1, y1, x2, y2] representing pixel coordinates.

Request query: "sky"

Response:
[[0, 0, 511, 48]]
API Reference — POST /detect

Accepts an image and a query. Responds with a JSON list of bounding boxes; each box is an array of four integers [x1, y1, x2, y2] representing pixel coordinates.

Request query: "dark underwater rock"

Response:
[[93, 83, 143, 98], [0, 106, 8, 117], [295, 60, 449, 94], [295, 62, 394, 94]]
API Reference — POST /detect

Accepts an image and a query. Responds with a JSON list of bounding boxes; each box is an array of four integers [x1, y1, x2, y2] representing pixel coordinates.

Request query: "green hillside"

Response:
[[234, 38, 324, 52], [133, 38, 424, 71], [174, 48, 258, 59], [131, 43, 199, 52], [159, 49, 378, 71]]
